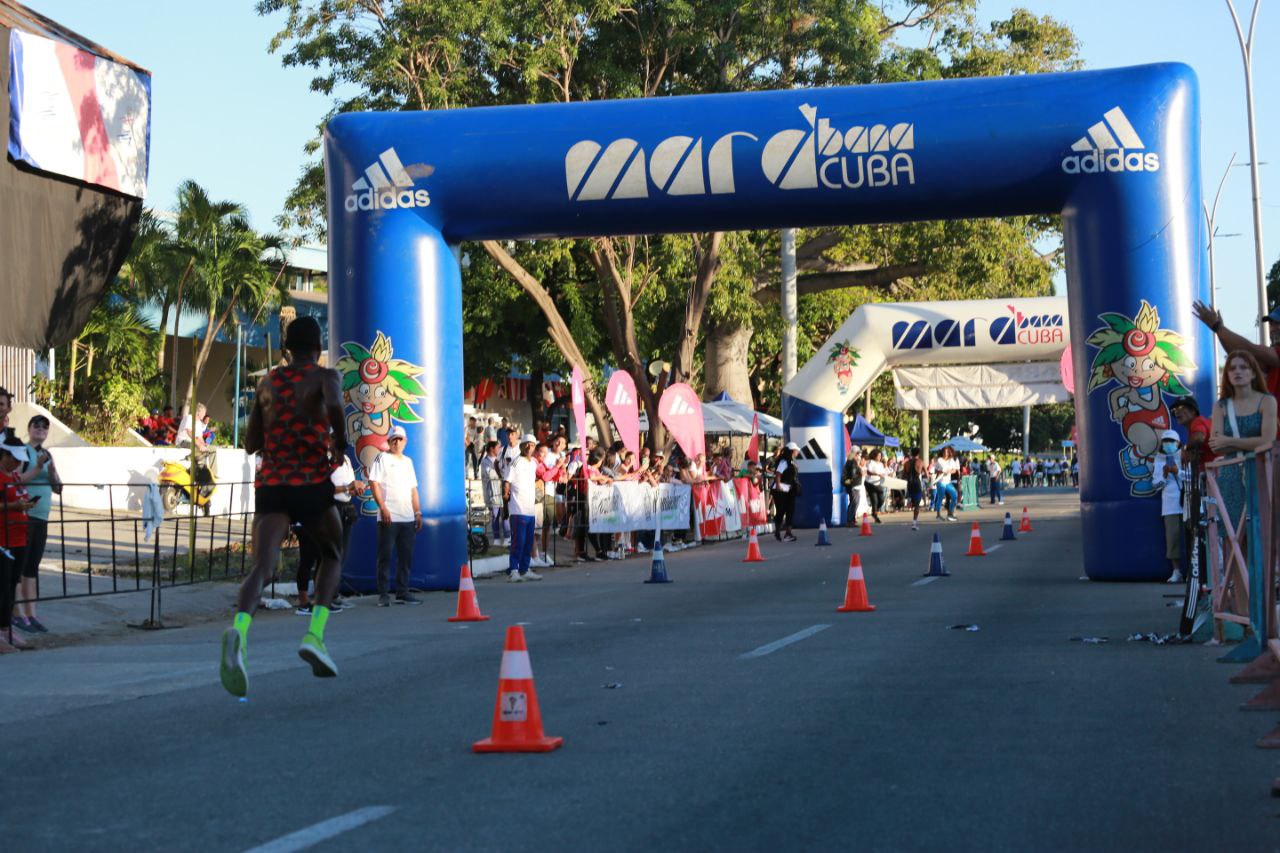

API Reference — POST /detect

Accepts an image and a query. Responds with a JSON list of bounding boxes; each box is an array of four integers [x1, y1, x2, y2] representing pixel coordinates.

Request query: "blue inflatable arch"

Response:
[[326, 63, 1210, 585]]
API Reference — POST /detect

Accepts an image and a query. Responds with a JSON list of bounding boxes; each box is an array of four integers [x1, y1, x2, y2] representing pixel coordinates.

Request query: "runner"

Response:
[[220, 317, 346, 697]]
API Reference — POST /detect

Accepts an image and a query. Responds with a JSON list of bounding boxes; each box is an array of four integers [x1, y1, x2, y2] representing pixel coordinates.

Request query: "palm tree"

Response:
[[170, 180, 249, 412]]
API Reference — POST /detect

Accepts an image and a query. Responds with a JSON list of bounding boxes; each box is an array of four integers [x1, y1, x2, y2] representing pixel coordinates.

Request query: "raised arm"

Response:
[[1194, 301, 1280, 370]]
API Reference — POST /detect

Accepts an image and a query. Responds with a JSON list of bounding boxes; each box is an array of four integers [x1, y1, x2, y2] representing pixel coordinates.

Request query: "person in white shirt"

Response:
[[1010, 458, 1022, 489], [295, 455, 364, 614], [369, 426, 422, 605], [503, 433, 543, 582], [986, 457, 1004, 506], [863, 448, 886, 523], [1150, 429, 1186, 583], [480, 441, 507, 545], [175, 403, 208, 450]]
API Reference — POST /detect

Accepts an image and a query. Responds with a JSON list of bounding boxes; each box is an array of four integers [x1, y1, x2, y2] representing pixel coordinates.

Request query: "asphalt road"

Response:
[[2, 496, 1277, 852]]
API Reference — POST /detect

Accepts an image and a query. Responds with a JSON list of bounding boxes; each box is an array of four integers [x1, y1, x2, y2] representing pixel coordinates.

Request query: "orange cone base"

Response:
[[1230, 653, 1280, 684], [449, 613, 491, 623], [473, 735, 564, 753], [837, 602, 876, 613], [1257, 724, 1280, 749]]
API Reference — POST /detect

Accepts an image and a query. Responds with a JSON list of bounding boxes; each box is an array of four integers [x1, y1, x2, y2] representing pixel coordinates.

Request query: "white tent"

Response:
[[704, 399, 784, 437]]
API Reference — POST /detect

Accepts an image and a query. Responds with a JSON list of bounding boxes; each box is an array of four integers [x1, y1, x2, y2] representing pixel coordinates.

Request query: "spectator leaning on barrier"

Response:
[[534, 442, 563, 567], [0, 437, 36, 652], [1195, 300, 1280, 436], [13, 416, 60, 634], [369, 425, 423, 606], [1209, 350, 1278, 538], [1150, 429, 1186, 584]]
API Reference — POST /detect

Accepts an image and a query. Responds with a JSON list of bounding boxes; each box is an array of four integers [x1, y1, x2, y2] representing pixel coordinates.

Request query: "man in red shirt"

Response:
[[1194, 301, 1280, 435], [0, 438, 36, 652], [1170, 396, 1215, 469]]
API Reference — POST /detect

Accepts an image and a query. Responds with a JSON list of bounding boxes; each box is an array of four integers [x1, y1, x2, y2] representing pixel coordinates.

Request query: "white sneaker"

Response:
[[508, 571, 524, 583], [637, 543, 649, 553], [1167, 571, 1184, 584], [524, 570, 543, 581], [911, 521, 918, 530]]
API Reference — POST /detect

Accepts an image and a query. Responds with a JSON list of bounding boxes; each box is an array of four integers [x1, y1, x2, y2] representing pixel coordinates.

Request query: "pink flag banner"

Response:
[[1059, 345, 1075, 395], [571, 366, 588, 445], [747, 413, 760, 463], [605, 370, 641, 454], [658, 383, 706, 460]]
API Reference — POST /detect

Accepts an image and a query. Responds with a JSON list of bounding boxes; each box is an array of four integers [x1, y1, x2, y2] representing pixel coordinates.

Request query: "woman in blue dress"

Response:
[[1210, 350, 1277, 536]]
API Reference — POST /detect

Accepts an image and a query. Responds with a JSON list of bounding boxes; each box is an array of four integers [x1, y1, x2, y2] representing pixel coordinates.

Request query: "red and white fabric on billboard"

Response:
[[7, 30, 151, 198], [571, 366, 588, 445], [605, 371, 641, 455], [693, 482, 724, 538], [658, 383, 705, 460], [734, 477, 769, 527]]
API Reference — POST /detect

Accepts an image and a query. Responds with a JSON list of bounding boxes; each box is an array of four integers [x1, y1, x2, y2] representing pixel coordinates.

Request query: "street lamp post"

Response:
[[1225, 0, 1270, 344], [1203, 152, 1238, 311]]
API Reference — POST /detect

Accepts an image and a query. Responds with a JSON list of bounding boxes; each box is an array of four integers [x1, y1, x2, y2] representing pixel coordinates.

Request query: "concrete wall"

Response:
[[48, 446, 255, 516]]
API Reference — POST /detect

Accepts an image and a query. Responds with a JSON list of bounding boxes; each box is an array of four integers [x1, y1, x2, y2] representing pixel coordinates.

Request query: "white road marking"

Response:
[[986, 544, 1003, 553], [739, 624, 830, 660], [244, 806, 396, 853], [912, 576, 940, 587]]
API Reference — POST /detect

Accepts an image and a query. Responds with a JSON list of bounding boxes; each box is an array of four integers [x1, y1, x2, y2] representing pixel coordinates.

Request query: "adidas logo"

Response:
[[668, 396, 695, 417], [1061, 107, 1160, 175], [611, 386, 634, 406], [344, 148, 431, 212]]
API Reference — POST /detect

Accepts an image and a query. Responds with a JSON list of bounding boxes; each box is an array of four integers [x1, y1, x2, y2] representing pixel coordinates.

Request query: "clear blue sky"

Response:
[[42, 0, 1280, 338]]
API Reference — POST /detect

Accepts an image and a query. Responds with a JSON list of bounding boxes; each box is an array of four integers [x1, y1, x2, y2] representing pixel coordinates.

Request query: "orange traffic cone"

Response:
[[965, 522, 986, 556], [1019, 506, 1033, 533], [859, 514, 874, 537], [448, 563, 490, 622], [473, 626, 563, 753], [837, 554, 876, 612], [743, 527, 766, 562]]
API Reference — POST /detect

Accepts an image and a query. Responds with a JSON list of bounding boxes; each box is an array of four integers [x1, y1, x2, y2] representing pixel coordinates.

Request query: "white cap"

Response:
[[389, 426, 407, 440], [1159, 429, 1182, 443], [785, 441, 800, 451], [0, 442, 26, 460], [521, 433, 537, 443]]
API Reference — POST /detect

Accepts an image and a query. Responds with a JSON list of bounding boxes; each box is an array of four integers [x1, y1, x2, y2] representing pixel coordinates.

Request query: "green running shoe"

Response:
[[298, 632, 338, 678], [220, 627, 248, 697]]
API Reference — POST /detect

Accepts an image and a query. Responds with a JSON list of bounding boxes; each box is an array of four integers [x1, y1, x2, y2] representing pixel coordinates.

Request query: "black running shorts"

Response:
[[255, 482, 335, 524]]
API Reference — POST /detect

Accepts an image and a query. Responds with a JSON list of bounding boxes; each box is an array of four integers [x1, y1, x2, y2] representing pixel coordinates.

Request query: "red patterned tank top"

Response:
[[256, 363, 336, 488]]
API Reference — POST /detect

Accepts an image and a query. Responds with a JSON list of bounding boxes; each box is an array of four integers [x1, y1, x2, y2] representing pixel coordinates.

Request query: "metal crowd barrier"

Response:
[[1204, 443, 1279, 657], [10, 480, 255, 627]]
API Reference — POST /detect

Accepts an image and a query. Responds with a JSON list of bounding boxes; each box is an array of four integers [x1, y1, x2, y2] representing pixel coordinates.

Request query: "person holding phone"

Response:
[[12, 416, 60, 634]]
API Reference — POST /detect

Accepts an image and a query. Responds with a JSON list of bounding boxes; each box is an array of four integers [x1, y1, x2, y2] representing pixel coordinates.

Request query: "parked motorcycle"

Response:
[[159, 452, 217, 515]]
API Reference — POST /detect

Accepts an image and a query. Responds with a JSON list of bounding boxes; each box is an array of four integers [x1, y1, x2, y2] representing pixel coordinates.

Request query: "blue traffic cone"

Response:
[[924, 532, 950, 577], [1000, 512, 1017, 541], [644, 539, 672, 584], [815, 513, 832, 547]]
